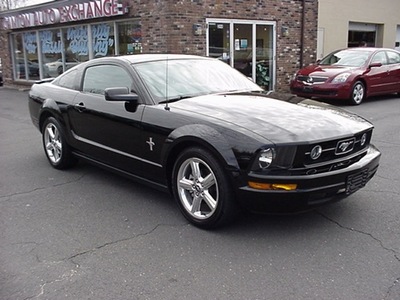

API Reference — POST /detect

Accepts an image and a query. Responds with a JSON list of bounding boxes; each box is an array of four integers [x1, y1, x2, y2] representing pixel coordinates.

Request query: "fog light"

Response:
[[248, 181, 297, 191]]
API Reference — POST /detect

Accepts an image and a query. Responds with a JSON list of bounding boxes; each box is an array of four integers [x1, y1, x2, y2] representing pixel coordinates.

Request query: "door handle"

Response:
[[74, 102, 86, 112]]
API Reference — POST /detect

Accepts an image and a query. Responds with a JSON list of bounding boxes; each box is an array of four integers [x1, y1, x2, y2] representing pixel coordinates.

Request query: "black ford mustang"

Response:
[[29, 54, 381, 228]]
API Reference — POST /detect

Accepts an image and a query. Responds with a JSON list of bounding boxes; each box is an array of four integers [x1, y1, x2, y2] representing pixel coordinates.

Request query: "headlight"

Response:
[[250, 146, 296, 172], [332, 72, 351, 83], [360, 133, 367, 146], [258, 148, 275, 169]]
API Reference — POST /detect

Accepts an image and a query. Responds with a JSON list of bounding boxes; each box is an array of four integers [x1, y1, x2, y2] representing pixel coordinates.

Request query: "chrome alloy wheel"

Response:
[[176, 157, 219, 220], [44, 122, 62, 164], [351, 81, 365, 105]]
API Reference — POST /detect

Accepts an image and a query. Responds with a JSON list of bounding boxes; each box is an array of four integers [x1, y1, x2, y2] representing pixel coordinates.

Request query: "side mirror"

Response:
[[369, 62, 382, 68], [104, 87, 139, 102]]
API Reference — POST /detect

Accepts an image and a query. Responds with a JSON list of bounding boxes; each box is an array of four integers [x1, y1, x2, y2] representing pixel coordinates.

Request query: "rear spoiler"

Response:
[[34, 78, 55, 84]]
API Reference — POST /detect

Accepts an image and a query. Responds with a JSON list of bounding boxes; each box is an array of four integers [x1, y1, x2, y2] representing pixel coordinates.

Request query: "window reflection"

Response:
[[118, 21, 142, 55], [40, 29, 62, 78], [12, 32, 41, 81], [92, 23, 115, 58], [83, 65, 132, 95], [10, 20, 142, 82], [62, 25, 89, 71]]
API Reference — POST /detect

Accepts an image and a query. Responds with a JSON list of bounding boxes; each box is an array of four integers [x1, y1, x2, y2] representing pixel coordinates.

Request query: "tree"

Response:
[[0, 0, 50, 11], [0, 0, 28, 10]]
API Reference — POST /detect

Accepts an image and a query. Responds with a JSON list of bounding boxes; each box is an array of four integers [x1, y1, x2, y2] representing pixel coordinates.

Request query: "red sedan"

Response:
[[290, 47, 400, 105]]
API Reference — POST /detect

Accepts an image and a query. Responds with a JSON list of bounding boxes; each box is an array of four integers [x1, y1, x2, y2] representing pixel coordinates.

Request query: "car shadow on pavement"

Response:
[[314, 93, 399, 107], [47, 159, 364, 238]]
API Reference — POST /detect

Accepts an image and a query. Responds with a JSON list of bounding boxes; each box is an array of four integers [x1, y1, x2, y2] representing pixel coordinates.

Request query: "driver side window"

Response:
[[83, 65, 133, 95], [371, 52, 387, 65]]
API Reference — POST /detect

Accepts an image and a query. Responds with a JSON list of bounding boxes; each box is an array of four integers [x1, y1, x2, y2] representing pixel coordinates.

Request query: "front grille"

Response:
[[291, 87, 337, 96], [297, 75, 328, 84], [290, 130, 372, 175]]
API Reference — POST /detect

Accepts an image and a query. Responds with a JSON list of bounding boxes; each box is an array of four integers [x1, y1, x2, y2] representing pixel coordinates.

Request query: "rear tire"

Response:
[[172, 147, 238, 229], [42, 117, 77, 169], [349, 81, 365, 105]]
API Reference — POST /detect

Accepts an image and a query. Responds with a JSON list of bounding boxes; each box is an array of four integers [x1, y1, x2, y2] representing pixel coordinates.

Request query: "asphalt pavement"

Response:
[[1, 87, 399, 299]]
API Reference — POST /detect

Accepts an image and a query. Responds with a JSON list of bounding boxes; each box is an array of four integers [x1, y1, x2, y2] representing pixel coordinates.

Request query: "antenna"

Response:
[[164, 55, 170, 111]]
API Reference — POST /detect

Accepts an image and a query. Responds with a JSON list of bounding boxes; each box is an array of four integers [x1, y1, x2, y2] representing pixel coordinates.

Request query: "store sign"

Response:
[[2, 0, 128, 30]]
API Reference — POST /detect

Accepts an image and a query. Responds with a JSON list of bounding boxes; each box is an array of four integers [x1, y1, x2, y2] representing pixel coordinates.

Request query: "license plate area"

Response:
[[346, 169, 368, 194], [303, 86, 313, 92]]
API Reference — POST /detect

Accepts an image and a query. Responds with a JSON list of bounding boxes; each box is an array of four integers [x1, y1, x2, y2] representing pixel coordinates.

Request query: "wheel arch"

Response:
[[162, 124, 241, 192], [38, 98, 64, 133], [351, 77, 368, 96], [348, 77, 368, 105]]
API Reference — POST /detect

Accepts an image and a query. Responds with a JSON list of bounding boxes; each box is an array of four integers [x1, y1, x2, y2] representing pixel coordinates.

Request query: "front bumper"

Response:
[[236, 144, 381, 213], [290, 82, 352, 100]]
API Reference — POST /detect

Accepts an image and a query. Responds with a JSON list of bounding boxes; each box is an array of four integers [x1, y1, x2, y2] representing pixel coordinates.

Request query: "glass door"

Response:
[[255, 24, 273, 90], [233, 23, 252, 78], [208, 22, 230, 63], [207, 19, 275, 90]]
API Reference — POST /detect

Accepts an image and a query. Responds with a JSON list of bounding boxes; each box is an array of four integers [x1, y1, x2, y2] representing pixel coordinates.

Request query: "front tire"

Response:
[[350, 81, 365, 105], [172, 147, 238, 229], [42, 117, 77, 169]]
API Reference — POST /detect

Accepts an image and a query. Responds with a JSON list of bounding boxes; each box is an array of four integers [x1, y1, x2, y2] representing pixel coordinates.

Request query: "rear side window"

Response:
[[83, 65, 133, 95], [53, 69, 78, 90], [387, 51, 400, 64]]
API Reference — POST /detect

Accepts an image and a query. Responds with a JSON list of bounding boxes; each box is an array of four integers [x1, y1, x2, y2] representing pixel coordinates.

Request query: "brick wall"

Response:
[[0, 28, 11, 86], [133, 0, 318, 91]]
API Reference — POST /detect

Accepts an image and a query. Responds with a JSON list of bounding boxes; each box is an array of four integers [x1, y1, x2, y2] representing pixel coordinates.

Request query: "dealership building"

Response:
[[0, 0, 399, 91], [0, 0, 318, 91]]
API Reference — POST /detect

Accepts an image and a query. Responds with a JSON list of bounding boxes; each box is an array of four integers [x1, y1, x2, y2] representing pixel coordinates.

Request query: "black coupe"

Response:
[[29, 54, 381, 228]]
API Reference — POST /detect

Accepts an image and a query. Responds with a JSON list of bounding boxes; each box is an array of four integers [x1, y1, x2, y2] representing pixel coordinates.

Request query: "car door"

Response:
[[385, 50, 400, 92], [366, 50, 390, 94], [68, 63, 151, 178]]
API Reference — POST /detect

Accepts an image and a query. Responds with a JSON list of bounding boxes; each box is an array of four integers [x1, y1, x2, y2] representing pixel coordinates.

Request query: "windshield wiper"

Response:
[[160, 95, 195, 104], [221, 89, 264, 95], [159, 92, 206, 104]]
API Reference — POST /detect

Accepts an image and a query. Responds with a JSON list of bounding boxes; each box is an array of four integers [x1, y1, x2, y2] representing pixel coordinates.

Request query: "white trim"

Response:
[[71, 131, 163, 168], [348, 22, 377, 32]]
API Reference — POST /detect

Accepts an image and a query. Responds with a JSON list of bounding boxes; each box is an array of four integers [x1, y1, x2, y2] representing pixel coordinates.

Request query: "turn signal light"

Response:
[[248, 182, 297, 191]]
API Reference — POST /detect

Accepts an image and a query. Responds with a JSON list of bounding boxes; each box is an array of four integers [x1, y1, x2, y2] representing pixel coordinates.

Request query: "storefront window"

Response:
[[40, 29, 62, 78], [62, 25, 89, 73], [23, 32, 40, 81], [92, 23, 115, 58], [12, 34, 24, 80], [11, 32, 41, 81], [9, 20, 142, 83], [118, 21, 142, 55]]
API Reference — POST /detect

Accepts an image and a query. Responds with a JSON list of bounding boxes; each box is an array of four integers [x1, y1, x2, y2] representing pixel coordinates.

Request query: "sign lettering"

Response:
[[2, 0, 127, 30]]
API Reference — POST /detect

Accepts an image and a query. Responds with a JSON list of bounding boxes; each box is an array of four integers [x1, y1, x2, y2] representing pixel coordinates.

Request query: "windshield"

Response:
[[133, 58, 262, 103], [319, 49, 373, 67]]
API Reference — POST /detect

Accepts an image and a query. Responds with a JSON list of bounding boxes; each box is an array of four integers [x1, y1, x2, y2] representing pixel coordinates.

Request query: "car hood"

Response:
[[169, 94, 373, 144], [298, 64, 360, 77]]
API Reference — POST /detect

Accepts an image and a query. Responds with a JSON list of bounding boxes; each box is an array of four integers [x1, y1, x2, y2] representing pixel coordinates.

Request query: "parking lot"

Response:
[[1, 87, 399, 299]]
